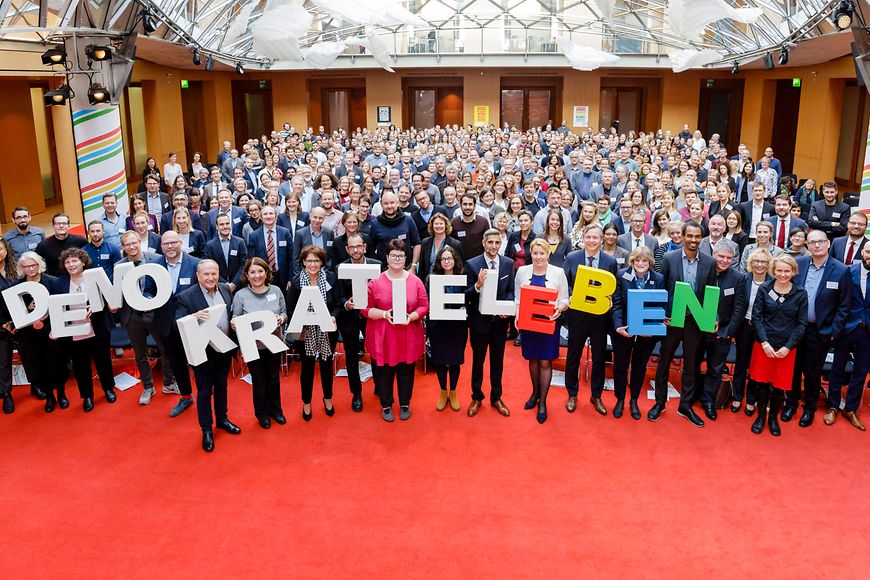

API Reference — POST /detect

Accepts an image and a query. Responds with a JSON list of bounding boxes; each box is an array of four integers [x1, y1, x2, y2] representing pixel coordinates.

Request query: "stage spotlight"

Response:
[[833, 1, 854, 30], [43, 84, 73, 106], [192, 49, 201, 66], [205, 55, 214, 71], [731, 61, 739, 74], [88, 83, 111, 105], [41, 44, 67, 66], [778, 46, 789, 66], [141, 8, 158, 35], [763, 53, 775, 70], [85, 44, 112, 62], [236, 62, 244, 75]]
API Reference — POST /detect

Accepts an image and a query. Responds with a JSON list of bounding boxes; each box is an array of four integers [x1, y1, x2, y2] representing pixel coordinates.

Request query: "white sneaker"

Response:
[[162, 383, 180, 395], [139, 387, 156, 405]]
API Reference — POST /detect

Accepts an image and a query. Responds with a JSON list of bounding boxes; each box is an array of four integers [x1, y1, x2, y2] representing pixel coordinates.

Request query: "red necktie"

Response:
[[845, 240, 855, 265], [267, 229, 277, 271], [777, 219, 786, 248]]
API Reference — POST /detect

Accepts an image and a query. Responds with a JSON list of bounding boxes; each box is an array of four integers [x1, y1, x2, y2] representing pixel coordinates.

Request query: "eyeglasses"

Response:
[[751, 260, 770, 265], [808, 240, 828, 246], [440, 256, 455, 262], [347, 245, 365, 251], [388, 254, 405, 260], [304, 259, 321, 265]]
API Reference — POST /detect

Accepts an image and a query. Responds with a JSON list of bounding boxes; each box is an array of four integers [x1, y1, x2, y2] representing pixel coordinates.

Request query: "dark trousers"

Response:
[[125, 311, 160, 389], [700, 334, 732, 407], [158, 327, 193, 396], [732, 319, 757, 405], [0, 333, 12, 396], [564, 310, 608, 398], [470, 318, 509, 403], [16, 326, 64, 393], [788, 323, 830, 411], [68, 334, 115, 399], [192, 349, 233, 431], [300, 355, 334, 404], [337, 313, 367, 396], [612, 334, 657, 401], [248, 349, 282, 419], [828, 326, 870, 413], [373, 361, 416, 408], [654, 318, 704, 409]]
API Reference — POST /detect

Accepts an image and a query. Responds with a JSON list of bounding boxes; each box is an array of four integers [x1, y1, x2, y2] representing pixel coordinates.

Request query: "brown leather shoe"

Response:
[[823, 408, 838, 426], [843, 411, 866, 431], [590, 397, 607, 416], [566, 396, 577, 413], [467, 400, 482, 417], [493, 400, 510, 417]]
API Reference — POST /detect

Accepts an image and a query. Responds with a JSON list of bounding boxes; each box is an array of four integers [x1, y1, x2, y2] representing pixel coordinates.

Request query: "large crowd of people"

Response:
[[1, 122, 868, 452]]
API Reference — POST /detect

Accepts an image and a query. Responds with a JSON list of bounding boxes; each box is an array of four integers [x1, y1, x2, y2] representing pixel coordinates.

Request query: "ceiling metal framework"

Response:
[[0, 0, 856, 70]]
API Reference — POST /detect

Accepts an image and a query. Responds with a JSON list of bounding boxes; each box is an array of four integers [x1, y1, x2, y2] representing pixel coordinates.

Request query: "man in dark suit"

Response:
[[785, 229, 851, 427], [175, 259, 241, 452], [617, 210, 659, 253], [336, 234, 381, 412], [143, 175, 172, 227], [610, 198, 633, 235], [830, 212, 868, 265], [207, 189, 248, 239], [562, 223, 618, 415], [764, 194, 808, 248], [826, 244, 870, 430], [204, 213, 247, 291], [698, 245, 747, 420], [247, 205, 292, 291], [292, 207, 335, 280], [808, 181, 850, 240], [465, 229, 515, 418], [411, 190, 447, 240], [156, 230, 200, 418], [159, 192, 204, 234], [737, 183, 774, 242], [649, 222, 717, 427]]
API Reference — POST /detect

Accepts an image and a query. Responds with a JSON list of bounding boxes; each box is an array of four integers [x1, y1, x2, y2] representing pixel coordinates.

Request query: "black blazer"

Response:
[[752, 279, 808, 350], [713, 267, 748, 339], [418, 236, 463, 278], [277, 211, 310, 240], [54, 275, 113, 338], [292, 227, 335, 280], [159, 211, 203, 235], [737, 201, 774, 236], [335, 257, 381, 321], [332, 232, 373, 267], [659, 250, 717, 316], [562, 250, 619, 298], [808, 200, 850, 239], [505, 231, 537, 266], [464, 254, 515, 333], [248, 225, 293, 290], [174, 282, 236, 358], [411, 206, 449, 240], [285, 270, 341, 321], [611, 268, 665, 329], [547, 239, 572, 268], [204, 235, 247, 287], [830, 235, 867, 264]]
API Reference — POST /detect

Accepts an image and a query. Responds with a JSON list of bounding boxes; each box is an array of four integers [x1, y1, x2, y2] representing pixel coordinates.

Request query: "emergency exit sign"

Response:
[[792, 78, 801, 87]]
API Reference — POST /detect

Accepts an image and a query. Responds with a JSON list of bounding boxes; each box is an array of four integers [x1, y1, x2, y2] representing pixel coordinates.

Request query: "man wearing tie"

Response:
[[248, 205, 292, 291], [562, 224, 618, 415], [204, 213, 247, 291], [785, 230, 851, 427], [649, 222, 717, 427], [465, 230, 515, 418], [738, 184, 774, 243], [826, 244, 870, 431], [830, 212, 868, 265], [617, 211, 659, 253], [764, 194, 808, 249], [175, 259, 241, 452], [208, 189, 248, 239]]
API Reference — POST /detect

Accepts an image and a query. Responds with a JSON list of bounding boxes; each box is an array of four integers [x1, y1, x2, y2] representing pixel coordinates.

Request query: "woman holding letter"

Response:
[[514, 238, 569, 424], [0, 239, 19, 413], [611, 247, 664, 420], [232, 257, 288, 429], [362, 240, 429, 422]]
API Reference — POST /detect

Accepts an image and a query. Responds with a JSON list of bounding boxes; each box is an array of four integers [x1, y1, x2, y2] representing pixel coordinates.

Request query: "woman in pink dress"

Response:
[[362, 239, 429, 422]]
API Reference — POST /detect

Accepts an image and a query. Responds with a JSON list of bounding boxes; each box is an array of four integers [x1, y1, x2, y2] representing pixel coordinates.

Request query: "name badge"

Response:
[[514, 243, 522, 252], [325, 282, 332, 292], [723, 287, 735, 296], [768, 289, 783, 303], [180, 277, 190, 286], [233, 217, 241, 224], [622, 271, 635, 281], [457, 231, 467, 237], [266, 293, 277, 302], [230, 249, 238, 256], [832, 212, 841, 219], [826, 281, 839, 290], [398, 234, 407, 240], [725, 204, 733, 211], [297, 220, 305, 227], [278, 240, 287, 247], [28, 242, 38, 249], [100, 254, 110, 260], [617, 258, 625, 265], [762, 213, 770, 219], [185, 247, 193, 253], [326, 240, 333, 247]]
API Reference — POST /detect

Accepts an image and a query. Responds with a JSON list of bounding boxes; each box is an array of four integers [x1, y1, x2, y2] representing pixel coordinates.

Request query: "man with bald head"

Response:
[[292, 206, 335, 279], [369, 191, 421, 267]]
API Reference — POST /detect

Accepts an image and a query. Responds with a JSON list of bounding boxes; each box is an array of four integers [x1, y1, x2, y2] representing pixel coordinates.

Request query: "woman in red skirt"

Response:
[[748, 254, 808, 436]]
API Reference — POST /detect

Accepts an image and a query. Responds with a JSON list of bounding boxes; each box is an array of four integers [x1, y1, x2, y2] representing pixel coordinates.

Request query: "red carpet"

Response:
[[1, 345, 869, 578]]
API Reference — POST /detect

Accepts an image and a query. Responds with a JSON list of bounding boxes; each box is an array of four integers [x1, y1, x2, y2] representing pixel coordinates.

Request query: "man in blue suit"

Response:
[[292, 207, 335, 280], [465, 229, 515, 418], [830, 212, 868, 265], [785, 229, 851, 427], [207, 189, 248, 239], [204, 213, 247, 291], [826, 244, 870, 431], [562, 223, 618, 416], [156, 230, 200, 418], [247, 205, 292, 290], [764, 194, 807, 249], [159, 192, 204, 234]]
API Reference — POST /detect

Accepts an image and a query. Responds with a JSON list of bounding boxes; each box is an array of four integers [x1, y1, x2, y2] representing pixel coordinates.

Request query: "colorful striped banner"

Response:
[[72, 106, 130, 220]]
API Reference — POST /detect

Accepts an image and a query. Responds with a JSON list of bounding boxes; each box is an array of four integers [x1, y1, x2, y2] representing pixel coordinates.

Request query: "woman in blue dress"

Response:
[[514, 238, 569, 424]]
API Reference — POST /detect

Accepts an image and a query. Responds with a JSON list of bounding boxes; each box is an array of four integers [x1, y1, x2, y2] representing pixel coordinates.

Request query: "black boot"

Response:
[[2, 391, 13, 414], [768, 388, 783, 437], [751, 407, 767, 434], [44, 392, 56, 413], [752, 383, 770, 434]]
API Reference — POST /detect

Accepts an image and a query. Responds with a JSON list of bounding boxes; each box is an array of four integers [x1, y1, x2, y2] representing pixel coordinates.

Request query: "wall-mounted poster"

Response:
[[573, 105, 589, 127], [377, 106, 391, 126]]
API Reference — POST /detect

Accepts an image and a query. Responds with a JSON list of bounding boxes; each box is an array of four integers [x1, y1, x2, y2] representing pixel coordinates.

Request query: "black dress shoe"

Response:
[[744, 404, 756, 417], [613, 399, 624, 419], [780, 405, 796, 422], [798, 408, 814, 428], [217, 419, 241, 434], [629, 399, 641, 420], [513, 337, 522, 347], [258, 417, 271, 429], [523, 395, 539, 410], [44, 394, 56, 413], [57, 391, 70, 409], [302, 407, 312, 422], [202, 431, 215, 452], [730, 401, 742, 413], [702, 404, 718, 421], [536, 405, 547, 424], [104, 389, 117, 403], [31, 386, 47, 400], [83, 397, 94, 413], [678, 407, 705, 428], [323, 399, 335, 417], [3, 392, 14, 414], [647, 403, 665, 421], [270, 413, 287, 425], [351, 394, 363, 412]]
